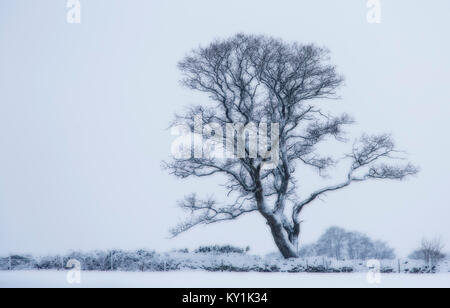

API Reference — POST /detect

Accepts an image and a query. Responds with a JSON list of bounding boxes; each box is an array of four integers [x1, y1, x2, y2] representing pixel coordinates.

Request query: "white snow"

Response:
[[1, 270, 449, 288]]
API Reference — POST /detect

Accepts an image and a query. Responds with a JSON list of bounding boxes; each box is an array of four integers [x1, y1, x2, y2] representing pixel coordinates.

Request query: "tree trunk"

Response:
[[266, 216, 299, 259], [254, 168, 299, 259], [290, 220, 300, 253]]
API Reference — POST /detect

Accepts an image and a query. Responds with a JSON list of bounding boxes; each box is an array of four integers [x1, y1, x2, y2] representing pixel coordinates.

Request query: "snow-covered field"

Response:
[[1, 271, 449, 288]]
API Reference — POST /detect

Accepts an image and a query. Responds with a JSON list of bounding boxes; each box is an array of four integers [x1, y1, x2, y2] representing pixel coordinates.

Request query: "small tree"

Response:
[[165, 34, 418, 258], [409, 237, 445, 266]]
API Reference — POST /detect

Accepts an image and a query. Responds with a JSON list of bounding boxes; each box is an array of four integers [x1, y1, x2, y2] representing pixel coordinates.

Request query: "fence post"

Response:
[[397, 259, 401, 273], [110, 252, 114, 271], [8, 255, 12, 270], [164, 260, 167, 272]]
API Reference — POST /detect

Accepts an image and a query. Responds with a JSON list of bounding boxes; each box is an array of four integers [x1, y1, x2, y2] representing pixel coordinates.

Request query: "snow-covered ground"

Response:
[[1, 271, 449, 288]]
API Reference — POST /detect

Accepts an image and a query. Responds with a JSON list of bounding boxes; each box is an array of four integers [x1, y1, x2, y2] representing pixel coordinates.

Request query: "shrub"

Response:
[[194, 245, 247, 254]]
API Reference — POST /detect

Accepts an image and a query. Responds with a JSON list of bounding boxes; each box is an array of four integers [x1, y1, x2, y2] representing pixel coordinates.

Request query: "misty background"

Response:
[[0, 0, 449, 258]]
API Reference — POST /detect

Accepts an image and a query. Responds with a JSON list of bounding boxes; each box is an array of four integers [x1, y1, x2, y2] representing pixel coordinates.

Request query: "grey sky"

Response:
[[0, 0, 449, 258]]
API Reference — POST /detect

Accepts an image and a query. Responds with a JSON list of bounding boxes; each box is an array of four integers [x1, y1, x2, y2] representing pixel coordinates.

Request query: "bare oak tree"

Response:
[[164, 34, 418, 258]]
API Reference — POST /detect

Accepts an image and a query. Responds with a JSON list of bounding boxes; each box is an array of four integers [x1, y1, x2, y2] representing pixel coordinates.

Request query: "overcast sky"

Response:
[[1, 0, 449, 258]]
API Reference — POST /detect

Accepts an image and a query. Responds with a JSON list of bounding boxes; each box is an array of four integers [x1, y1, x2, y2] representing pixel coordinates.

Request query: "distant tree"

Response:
[[409, 237, 445, 265], [345, 231, 361, 260], [372, 240, 395, 260], [346, 232, 374, 260], [301, 227, 395, 260], [315, 227, 347, 259], [165, 33, 418, 258], [298, 243, 318, 258]]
